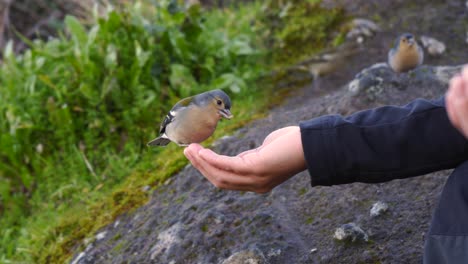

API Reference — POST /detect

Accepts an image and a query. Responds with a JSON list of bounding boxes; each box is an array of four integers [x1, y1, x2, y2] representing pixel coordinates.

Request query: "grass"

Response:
[[0, 1, 348, 263]]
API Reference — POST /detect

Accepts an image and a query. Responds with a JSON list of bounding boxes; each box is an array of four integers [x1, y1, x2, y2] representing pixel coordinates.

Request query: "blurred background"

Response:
[[0, 0, 466, 263]]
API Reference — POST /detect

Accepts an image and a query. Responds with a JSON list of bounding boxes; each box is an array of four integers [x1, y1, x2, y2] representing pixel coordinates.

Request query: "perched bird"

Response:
[[147, 89, 233, 147], [388, 33, 424, 73]]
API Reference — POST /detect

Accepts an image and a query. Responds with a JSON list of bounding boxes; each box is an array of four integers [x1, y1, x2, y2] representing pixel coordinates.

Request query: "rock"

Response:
[[221, 249, 266, 264], [347, 63, 391, 98], [348, 63, 463, 101], [334, 223, 369, 243], [346, 18, 380, 43], [212, 135, 236, 147], [150, 223, 183, 260], [95, 231, 107, 241], [266, 248, 282, 258], [71, 252, 85, 264], [370, 201, 389, 217], [433, 66, 464, 84], [420, 36, 446, 56]]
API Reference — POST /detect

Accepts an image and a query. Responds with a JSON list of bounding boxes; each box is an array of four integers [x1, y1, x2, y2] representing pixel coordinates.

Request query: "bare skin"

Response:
[[446, 66, 468, 138], [184, 126, 307, 193], [185, 66, 468, 193]]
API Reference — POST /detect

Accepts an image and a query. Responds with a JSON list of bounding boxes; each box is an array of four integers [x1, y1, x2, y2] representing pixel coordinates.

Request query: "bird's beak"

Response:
[[407, 38, 415, 46], [219, 109, 233, 119]]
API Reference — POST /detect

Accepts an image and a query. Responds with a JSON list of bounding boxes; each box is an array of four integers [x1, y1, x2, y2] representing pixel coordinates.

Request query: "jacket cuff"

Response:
[[299, 115, 339, 186]]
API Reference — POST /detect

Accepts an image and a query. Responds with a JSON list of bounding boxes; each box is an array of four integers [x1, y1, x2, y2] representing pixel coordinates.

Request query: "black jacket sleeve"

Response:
[[299, 97, 468, 186]]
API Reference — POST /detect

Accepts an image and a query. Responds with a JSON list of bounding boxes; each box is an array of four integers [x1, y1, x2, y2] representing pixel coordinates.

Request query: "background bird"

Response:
[[147, 89, 233, 147], [388, 33, 424, 73]]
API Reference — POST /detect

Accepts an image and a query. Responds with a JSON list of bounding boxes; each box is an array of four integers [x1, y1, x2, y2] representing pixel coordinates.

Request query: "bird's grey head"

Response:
[[395, 33, 416, 48], [195, 89, 233, 119], [207, 89, 231, 109]]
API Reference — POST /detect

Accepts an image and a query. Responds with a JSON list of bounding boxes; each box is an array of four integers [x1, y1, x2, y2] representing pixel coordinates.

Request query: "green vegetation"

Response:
[[262, 0, 348, 66], [0, 0, 348, 263]]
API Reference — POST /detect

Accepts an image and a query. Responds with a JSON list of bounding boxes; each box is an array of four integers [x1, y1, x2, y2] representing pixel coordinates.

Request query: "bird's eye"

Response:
[[216, 100, 222, 106], [402, 38, 406, 42]]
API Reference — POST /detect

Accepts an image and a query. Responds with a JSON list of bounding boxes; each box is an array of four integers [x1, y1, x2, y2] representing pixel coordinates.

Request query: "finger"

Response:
[[184, 143, 203, 158], [446, 76, 464, 128], [448, 77, 468, 138], [452, 80, 468, 136], [184, 145, 205, 173], [189, 150, 260, 191], [198, 148, 253, 174]]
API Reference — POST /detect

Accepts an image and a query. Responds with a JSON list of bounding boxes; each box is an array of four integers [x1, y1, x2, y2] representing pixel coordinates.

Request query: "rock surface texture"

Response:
[[71, 0, 468, 263]]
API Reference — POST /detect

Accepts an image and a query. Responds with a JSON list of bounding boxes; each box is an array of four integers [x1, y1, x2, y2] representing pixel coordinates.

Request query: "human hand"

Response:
[[184, 126, 307, 193], [446, 66, 468, 138]]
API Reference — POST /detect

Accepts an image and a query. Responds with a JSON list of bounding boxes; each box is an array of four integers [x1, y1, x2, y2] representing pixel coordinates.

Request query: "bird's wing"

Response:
[[388, 48, 396, 61], [159, 96, 194, 134]]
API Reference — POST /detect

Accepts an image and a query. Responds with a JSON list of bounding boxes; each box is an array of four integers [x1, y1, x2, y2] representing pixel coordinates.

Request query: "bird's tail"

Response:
[[147, 137, 171, 146]]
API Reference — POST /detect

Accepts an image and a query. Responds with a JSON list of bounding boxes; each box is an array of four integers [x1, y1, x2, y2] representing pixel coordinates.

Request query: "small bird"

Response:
[[147, 89, 233, 147], [388, 33, 424, 73]]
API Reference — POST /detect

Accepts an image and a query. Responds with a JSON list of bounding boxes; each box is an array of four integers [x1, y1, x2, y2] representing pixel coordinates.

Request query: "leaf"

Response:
[[79, 83, 98, 103], [141, 90, 157, 108], [65, 16, 88, 47], [186, 3, 202, 18], [229, 38, 255, 56], [26, 75, 37, 94], [3, 40, 14, 60], [166, 30, 190, 60], [230, 83, 241, 93], [135, 41, 151, 68], [169, 64, 197, 97], [38, 75, 63, 102], [35, 56, 46, 69], [105, 44, 118, 69], [20, 172, 34, 189], [211, 73, 246, 93], [212, 73, 235, 89], [87, 25, 100, 46], [202, 56, 215, 75], [101, 76, 118, 100]]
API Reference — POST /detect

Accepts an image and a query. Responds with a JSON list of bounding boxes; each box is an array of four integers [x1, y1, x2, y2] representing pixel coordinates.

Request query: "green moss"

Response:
[[298, 187, 308, 196], [113, 241, 126, 253], [371, 14, 383, 24], [201, 224, 209, 233], [112, 233, 122, 241], [36, 180, 150, 263], [262, 0, 349, 67], [175, 195, 187, 204], [332, 31, 347, 47]]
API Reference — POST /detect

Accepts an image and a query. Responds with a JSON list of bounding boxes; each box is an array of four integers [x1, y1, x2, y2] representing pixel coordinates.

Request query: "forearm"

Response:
[[300, 97, 468, 186]]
